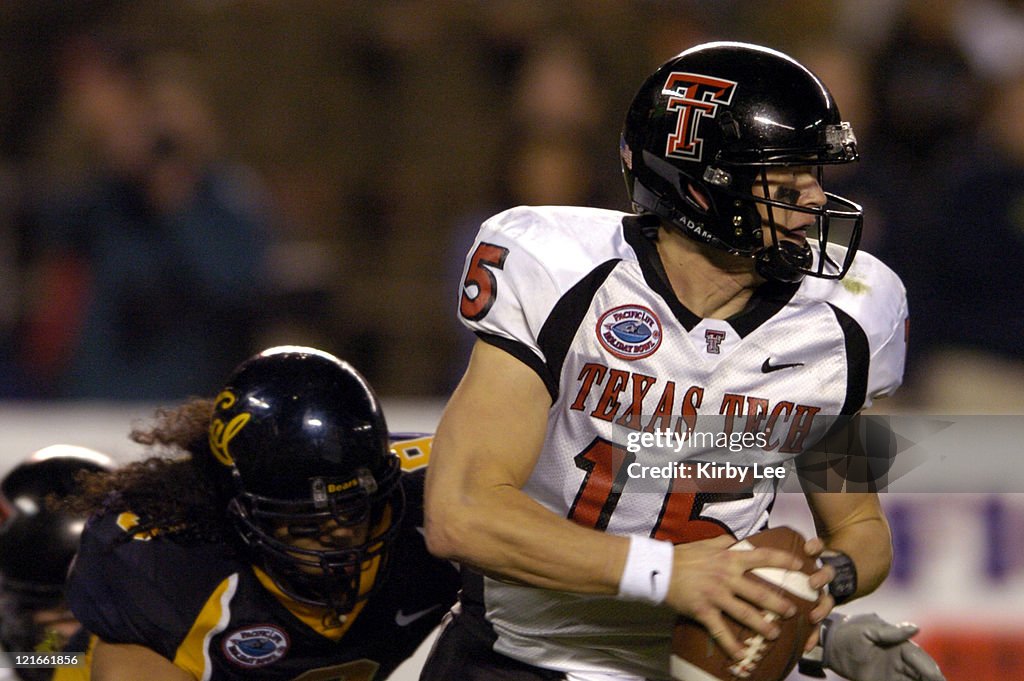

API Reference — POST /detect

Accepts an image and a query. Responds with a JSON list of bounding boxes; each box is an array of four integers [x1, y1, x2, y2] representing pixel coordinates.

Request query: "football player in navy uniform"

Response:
[[422, 42, 942, 681], [65, 346, 458, 680], [0, 445, 114, 681]]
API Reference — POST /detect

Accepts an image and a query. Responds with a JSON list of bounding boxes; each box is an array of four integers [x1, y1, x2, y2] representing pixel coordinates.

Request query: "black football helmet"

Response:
[[0, 445, 113, 673], [621, 41, 863, 282], [208, 346, 403, 616], [0, 445, 113, 604]]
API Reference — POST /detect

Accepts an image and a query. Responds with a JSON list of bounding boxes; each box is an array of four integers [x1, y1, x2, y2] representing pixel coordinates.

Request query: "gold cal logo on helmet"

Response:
[[209, 390, 251, 467]]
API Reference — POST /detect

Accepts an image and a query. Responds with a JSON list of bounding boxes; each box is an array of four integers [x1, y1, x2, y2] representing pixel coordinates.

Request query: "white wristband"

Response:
[[617, 535, 674, 604]]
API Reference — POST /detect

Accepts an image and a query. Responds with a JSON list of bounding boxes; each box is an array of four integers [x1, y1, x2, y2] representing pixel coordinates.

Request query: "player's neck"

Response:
[[655, 226, 761, 320]]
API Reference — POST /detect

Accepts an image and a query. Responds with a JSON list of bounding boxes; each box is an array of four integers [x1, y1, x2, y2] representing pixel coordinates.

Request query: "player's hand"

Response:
[[823, 613, 946, 681], [665, 535, 804, 660], [803, 536, 836, 651]]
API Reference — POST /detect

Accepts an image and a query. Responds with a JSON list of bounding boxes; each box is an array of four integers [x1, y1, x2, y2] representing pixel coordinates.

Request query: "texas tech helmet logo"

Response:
[[662, 72, 737, 162]]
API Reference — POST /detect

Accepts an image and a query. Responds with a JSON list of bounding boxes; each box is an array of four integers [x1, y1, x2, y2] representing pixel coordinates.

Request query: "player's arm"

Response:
[[425, 340, 807, 658], [425, 341, 620, 591], [91, 641, 194, 681], [802, 489, 891, 601]]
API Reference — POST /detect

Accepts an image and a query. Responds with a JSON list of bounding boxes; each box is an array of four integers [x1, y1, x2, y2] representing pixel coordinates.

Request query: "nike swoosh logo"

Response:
[[761, 358, 804, 373], [395, 604, 442, 627]]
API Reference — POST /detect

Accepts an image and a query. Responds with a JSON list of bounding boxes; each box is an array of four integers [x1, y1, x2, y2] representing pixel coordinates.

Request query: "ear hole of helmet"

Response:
[[722, 198, 763, 252], [685, 182, 711, 211], [690, 169, 763, 254]]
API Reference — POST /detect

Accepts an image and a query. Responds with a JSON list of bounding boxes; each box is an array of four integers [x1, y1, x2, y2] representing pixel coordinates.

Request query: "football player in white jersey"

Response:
[[423, 42, 936, 681]]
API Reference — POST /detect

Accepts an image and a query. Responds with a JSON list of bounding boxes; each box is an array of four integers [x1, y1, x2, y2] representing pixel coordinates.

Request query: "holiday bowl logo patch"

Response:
[[223, 624, 289, 668], [596, 304, 662, 360]]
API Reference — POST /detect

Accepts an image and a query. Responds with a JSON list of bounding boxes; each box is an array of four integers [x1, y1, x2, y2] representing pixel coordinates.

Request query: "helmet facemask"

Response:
[[633, 133, 863, 283], [229, 454, 404, 618], [704, 161, 864, 283]]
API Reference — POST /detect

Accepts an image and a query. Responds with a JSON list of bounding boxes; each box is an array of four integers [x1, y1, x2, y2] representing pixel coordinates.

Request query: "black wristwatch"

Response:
[[820, 550, 857, 604]]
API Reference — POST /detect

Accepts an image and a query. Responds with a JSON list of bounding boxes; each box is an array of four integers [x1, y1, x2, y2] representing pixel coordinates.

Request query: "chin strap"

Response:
[[633, 181, 814, 284], [754, 241, 812, 283]]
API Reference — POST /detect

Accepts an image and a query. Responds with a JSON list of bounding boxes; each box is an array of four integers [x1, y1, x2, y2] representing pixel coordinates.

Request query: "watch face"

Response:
[[821, 552, 857, 603], [832, 573, 854, 594]]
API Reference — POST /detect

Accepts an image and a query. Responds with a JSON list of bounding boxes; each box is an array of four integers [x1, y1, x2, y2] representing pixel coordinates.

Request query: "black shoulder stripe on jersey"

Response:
[[474, 331, 554, 397], [537, 259, 621, 401], [475, 259, 619, 403], [828, 303, 870, 415]]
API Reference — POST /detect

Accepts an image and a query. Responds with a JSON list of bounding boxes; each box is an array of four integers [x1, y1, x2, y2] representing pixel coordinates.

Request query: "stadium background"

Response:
[[1, 1, 1023, 679]]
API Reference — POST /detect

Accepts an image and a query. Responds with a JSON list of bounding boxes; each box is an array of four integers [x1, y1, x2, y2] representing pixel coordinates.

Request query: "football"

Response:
[[670, 526, 820, 681]]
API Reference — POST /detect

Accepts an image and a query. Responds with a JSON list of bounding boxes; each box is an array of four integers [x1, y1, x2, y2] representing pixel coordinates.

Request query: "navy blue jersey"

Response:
[[66, 438, 457, 681]]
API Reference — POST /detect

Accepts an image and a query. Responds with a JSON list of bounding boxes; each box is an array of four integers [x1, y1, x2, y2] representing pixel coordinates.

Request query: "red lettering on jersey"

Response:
[[780, 405, 822, 453], [763, 401, 795, 451], [615, 373, 657, 430], [591, 369, 629, 421], [569, 363, 822, 455], [719, 393, 745, 435], [570, 363, 607, 412], [743, 396, 770, 435], [679, 385, 704, 438], [644, 381, 677, 433]]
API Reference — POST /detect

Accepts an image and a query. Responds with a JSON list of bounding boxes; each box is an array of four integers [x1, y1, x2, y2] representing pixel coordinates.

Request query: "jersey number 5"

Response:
[[460, 242, 509, 321]]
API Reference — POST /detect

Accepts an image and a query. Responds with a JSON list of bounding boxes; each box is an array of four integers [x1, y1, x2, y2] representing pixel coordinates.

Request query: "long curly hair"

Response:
[[66, 398, 236, 544]]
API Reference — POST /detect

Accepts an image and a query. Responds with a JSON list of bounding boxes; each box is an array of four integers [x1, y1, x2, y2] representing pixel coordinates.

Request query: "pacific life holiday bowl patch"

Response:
[[222, 624, 290, 668], [596, 304, 663, 360]]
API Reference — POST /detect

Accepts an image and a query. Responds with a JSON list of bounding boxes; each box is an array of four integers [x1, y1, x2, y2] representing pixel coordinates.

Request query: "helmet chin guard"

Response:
[[755, 241, 813, 284], [621, 41, 864, 282]]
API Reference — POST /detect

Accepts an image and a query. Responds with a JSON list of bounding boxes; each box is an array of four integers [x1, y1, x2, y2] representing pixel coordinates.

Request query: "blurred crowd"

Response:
[[0, 0, 1021, 408]]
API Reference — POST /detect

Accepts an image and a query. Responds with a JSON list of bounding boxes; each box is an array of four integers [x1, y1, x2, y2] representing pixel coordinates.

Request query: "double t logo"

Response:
[[662, 72, 738, 162]]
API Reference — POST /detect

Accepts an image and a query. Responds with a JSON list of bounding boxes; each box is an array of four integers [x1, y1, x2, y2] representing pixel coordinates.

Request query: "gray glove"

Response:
[[823, 613, 945, 681]]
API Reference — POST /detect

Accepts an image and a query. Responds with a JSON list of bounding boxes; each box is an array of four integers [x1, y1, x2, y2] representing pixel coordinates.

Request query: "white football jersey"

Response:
[[456, 205, 907, 678]]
